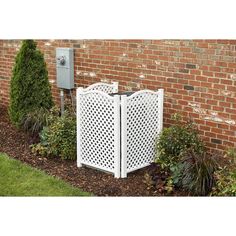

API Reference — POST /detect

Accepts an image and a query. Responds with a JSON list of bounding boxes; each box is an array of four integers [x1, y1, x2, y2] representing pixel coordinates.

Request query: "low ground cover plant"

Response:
[[31, 106, 76, 160], [20, 107, 50, 135], [177, 150, 219, 195]]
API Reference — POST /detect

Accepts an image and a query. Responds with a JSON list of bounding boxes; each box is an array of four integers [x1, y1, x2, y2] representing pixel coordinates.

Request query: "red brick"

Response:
[[215, 61, 227, 67], [219, 101, 231, 108], [212, 106, 224, 112], [213, 84, 225, 90], [180, 47, 191, 52], [200, 125, 210, 131], [228, 62, 236, 68], [205, 131, 217, 138], [205, 121, 218, 128], [207, 77, 219, 83], [0, 39, 235, 153], [197, 42, 209, 48], [209, 66, 221, 72], [190, 69, 201, 75], [221, 79, 233, 85], [196, 76, 207, 82]]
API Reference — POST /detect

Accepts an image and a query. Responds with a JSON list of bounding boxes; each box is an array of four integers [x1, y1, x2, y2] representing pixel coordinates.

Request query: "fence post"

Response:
[[158, 89, 164, 133], [113, 95, 121, 178], [112, 82, 119, 93], [76, 88, 83, 167], [121, 95, 127, 178]]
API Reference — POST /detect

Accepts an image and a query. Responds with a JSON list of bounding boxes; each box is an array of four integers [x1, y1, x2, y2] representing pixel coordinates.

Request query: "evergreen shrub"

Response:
[[9, 40, 53, 126]]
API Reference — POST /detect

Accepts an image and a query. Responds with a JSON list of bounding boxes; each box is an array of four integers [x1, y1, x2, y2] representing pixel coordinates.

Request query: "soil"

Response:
[[0, 106, 185, 196]]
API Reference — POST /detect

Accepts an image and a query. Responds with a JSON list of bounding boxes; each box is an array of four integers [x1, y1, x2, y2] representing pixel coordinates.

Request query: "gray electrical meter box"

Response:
[[56, 48, 74, 89]]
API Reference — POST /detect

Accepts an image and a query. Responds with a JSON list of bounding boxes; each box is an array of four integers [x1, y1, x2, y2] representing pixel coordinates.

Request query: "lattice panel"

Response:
[[77, 91, 119, 176], [125, 91, 161, 172], [82, 82, 118, 94], [77, 85, 164, 178]]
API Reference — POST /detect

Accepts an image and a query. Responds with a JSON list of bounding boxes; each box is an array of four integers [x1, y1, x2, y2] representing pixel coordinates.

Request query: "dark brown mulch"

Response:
[[0, 106, 184, 196]]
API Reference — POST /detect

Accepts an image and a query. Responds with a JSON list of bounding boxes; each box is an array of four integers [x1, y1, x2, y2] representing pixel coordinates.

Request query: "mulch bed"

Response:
[[0, 106, 185, 196]]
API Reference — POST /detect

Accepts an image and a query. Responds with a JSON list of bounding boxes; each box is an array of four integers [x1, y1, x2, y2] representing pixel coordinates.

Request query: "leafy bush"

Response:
[[211, 147, 236, 196], [156, 114, 205, 170], [225, 147, 236, 160], [20, 107, 50, 135], [31, 110, 76, 160], [153, 114, 222, 196], [31, 143, 48, 157], [9, 40, 53, 127], [177, 150, 219, 196], [212, 168, 236, 196], [143, 163, 172, 194]]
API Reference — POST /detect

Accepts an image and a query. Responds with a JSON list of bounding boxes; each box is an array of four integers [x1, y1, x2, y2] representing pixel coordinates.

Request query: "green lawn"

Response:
[[0, 153, 91, 196]]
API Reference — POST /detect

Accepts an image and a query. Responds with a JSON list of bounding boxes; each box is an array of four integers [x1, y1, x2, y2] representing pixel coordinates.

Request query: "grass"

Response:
[[0, 153, 91, 196]]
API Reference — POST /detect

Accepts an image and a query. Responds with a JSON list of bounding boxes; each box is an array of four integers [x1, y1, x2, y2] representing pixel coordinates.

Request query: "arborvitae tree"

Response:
[[9, 40, 53, 126]]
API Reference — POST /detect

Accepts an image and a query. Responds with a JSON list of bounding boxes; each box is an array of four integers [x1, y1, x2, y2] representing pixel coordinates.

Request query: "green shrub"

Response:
[[211, 147, 236, 196], [20, 107, 50, 135], [154, 114, 216, 195], [225, 147, 236, 160], [177, 150, 219, 196], [155, 114, 205, 170], [212, 168, 236, 196], [30, 143, 48, 157], [9, 40, 53, 126], [32, 110, 76, 160]]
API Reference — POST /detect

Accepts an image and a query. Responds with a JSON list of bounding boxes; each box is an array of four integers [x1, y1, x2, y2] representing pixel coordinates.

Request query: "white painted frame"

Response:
[[78, 81, 118, 93]]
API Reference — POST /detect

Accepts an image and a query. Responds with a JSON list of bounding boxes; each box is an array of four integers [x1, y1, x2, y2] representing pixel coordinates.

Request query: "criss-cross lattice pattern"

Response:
[[125, 91, 161, 172], [78, 91, 118, 174], [82, 82, 118, 94], [77, 85, 164, 178]]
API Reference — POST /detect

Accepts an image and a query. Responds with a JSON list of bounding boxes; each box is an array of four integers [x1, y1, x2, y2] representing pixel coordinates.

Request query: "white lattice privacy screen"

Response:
[[77, 83, 164, 178], [120, 91, 163, 177], [77, 90, 121, 177]]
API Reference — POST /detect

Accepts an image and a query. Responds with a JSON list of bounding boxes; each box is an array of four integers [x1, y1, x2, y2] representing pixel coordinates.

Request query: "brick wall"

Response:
[[0, 39, 235, 152]]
